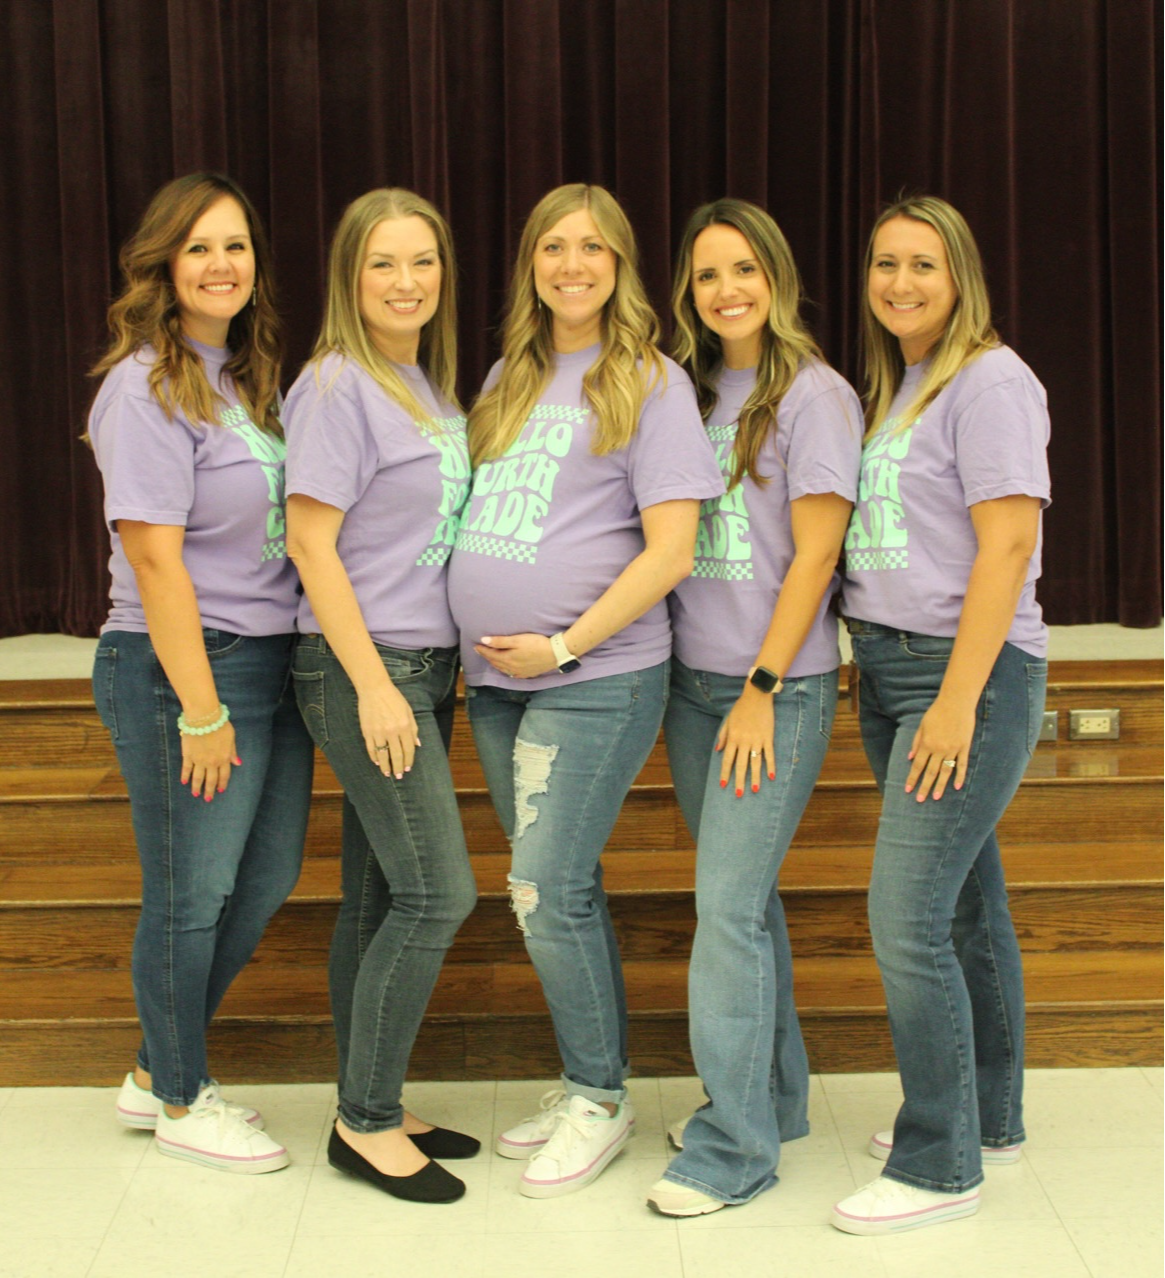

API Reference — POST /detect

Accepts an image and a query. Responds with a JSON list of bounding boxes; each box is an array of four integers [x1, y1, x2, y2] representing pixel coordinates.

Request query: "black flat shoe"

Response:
[[409, 1126, 481, 1160], [327, 1126, 465, 1203]]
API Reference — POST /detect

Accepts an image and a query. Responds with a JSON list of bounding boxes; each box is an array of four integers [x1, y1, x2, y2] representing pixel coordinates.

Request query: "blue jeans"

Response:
[[292, 636, 476, 1133], [93, 630, 313, 1107], [848, 620, 1046, 1193], [466, 663, 668, 1103], [660, 660, 836, 1203]]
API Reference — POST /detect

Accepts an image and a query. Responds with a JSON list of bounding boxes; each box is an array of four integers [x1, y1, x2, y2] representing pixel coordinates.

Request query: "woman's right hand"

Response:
[[181, 722, 238, 801], [358, 681, 420, 778]]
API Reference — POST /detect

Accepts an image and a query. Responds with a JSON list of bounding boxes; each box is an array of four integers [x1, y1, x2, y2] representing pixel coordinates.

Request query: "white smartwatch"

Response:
[[549, 632, 582, 673]]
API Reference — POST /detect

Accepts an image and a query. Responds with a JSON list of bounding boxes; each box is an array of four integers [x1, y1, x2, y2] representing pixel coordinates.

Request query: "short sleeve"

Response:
[[93, 392, 195, 529], [784, 381, 863, 504], [626, 371, 725, 510], [954, 378, 1051, 508], [285, 370, 379, 513]]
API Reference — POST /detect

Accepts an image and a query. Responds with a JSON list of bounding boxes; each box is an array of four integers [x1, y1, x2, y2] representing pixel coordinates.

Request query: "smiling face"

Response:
[[169, 196, 255, 347], [690, 223, 772, 368], [358, 215, 442, 364], [532, 208, 617, 352], [867, 215, 958, 364]]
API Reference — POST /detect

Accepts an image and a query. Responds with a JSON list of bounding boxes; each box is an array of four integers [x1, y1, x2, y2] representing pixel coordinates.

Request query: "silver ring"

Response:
[[749, 750, 759, 757], [375, 744, 389, 752], [942, 758, 957, 768]]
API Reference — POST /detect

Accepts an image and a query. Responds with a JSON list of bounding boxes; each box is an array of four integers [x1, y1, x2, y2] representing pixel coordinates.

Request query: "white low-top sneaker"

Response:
[[868, 1129, 1021, 1164], [518, 1094, 632, 1197], [646, 1176, 725, 1217], [497, 1088, 635, 1159], [116, 1074, 263, 1131], [154, 1085, 288, 1174], [831, 1174, 980, 1235]]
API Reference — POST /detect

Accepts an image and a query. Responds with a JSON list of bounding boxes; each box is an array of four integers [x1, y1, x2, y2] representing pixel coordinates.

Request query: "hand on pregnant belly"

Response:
[[475, 633, 557, 679]]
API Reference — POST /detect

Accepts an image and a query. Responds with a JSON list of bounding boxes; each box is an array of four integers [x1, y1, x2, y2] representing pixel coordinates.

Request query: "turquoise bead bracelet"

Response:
[[177, 703, 230, 736]]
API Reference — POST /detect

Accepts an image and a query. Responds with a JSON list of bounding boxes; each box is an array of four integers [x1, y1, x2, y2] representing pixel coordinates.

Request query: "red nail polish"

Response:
[[768, 772, 775, 781], [735, 788, 743, 798], [204, 793, 213, 803], [720, 779, 727, 788], [233, 756, 242, 766], [752, 783, 759, 793]]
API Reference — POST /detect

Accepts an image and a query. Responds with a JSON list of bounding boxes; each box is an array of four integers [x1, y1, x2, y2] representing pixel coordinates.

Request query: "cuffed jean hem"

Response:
[[561, 1075, 627, 1107]]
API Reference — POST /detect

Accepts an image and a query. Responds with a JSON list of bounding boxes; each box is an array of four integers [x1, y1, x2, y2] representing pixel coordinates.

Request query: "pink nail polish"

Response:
[[204, 793, 213, 803], [233, 756, 242, 766]]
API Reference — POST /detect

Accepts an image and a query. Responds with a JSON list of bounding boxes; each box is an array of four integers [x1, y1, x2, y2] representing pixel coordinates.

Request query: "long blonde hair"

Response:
[[672, 198, 823, 489], [309, 188, 459, 421], [862, 195, 1000, 437], [91, 172, 281, 433], [468, 184, 664, 465]]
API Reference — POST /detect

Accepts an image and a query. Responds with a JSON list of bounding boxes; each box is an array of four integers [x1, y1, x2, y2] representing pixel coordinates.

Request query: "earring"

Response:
[[251, 287, 257, 306]]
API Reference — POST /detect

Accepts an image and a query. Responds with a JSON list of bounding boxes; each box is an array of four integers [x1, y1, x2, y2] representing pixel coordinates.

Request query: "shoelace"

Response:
[[531, 1088, 568, 1134], [191, 1090, 262, 1144], [539, 1103, 603, 1159]]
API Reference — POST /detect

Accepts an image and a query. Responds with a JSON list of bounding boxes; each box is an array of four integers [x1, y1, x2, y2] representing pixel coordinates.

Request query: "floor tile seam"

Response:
[[83, 1156, 140, 1278]]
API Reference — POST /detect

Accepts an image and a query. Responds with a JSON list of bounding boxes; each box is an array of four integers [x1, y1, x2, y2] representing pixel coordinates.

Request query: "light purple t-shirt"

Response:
[[841, 345, 1051, 657], [670, 361, 862, 678], [283, 354, 471, 650], [447, 346, 725, 689], [89, 341, 299, 637]]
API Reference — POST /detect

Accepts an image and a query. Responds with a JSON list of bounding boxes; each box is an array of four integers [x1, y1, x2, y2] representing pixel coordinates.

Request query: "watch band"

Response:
[[549, 631, 582, 673]]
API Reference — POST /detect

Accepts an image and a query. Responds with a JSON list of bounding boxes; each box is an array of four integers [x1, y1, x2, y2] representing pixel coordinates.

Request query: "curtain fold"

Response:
[[1, 0, 1159, 635]]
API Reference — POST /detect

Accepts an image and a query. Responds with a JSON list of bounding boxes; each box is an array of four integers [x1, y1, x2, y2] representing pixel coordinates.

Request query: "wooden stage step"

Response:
[[0, 659, 1160, 1084]]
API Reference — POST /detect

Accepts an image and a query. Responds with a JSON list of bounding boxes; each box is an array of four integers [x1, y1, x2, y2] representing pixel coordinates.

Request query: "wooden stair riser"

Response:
[[4, 885, 1161, 970], [2, 777, 1160, 863], [3, 677, 1162, 769]]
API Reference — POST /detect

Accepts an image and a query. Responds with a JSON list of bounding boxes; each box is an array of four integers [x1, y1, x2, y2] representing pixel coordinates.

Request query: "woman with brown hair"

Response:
[[89, 172, 312, 1173]]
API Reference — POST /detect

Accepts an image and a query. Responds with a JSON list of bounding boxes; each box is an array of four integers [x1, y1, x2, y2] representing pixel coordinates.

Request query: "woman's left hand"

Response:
[[906, 695, 975, 801], [474, 633, 558, 680], [716, 687, 777, 798]]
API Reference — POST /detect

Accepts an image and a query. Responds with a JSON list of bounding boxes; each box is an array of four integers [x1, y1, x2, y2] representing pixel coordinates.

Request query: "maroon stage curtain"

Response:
[[0, 0, 1159, 635]]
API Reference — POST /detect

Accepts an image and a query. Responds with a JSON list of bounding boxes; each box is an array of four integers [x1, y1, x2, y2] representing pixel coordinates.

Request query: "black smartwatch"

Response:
[[748, 665, 784, 694], [550, 632, 582, 674]]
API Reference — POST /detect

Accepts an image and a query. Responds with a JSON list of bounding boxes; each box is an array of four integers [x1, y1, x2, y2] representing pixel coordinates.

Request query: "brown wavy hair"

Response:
[[672, 198, 824, 489], [91, 172, 282, 434]]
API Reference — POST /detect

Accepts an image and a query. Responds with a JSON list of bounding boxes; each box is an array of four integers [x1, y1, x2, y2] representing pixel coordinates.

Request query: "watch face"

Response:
[[559, 657, 582, 673], [749, 667, 779, 693]]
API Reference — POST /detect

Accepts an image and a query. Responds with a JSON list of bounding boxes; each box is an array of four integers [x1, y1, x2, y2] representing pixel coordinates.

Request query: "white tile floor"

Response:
[[0, 1068, 1160, 1277]]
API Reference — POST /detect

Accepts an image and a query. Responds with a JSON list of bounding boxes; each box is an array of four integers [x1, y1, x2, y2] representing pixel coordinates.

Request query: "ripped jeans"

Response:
[[466, 662, 668, 1102]]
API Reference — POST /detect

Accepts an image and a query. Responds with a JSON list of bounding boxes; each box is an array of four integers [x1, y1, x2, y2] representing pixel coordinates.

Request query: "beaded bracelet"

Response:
[[177, 703, 230, 736]]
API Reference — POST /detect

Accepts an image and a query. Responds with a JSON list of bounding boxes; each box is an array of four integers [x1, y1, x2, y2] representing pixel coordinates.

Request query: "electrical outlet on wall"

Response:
[[1068, 708, 1121, 740], [1039, 711, 1058, 741]]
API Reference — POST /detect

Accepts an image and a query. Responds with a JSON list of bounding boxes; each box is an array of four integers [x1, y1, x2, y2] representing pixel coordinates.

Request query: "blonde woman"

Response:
[[645, 199, 861, 1217], [285, 189, 478, 1204], [89, 173, 311, 1172], [447, 184, 723, 1197], [831, 196, 1050, 1235]]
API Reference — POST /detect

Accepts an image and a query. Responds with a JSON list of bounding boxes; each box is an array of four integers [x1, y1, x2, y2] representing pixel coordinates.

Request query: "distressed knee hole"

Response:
[[512, 738, 558, 841], [508, 876, 539, 933]]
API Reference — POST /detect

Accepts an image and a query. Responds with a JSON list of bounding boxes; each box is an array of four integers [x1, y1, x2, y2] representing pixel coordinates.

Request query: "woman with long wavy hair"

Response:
[[285, 189, 478, 1204], [645, 198, 861, 1217], [831, 195, 1050, 1235], [89, 172, 312, 1173], [447, 183, 723, 1198]]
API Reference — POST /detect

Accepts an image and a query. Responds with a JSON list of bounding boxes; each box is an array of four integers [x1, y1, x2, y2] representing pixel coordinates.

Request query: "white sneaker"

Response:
[[518, 1094, 632, 1197], [667, 1116, 688, 1150], [497, 1088, 636, 1159], [868, 1129, 1021, 1164], [647, 1176, 724, 1217], [154, 1085, 288, 1174], [116, 1074, 263, 1131], [832, 1174, 980, 1235]]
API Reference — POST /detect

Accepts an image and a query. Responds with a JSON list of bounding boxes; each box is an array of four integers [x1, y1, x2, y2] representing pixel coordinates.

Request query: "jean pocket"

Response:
[[900, 634, 955, 660], [92, 646, 118, 740], [291, 668, 329, 748], [202, 628, 245, 658], [377, 646, 429, 685]]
